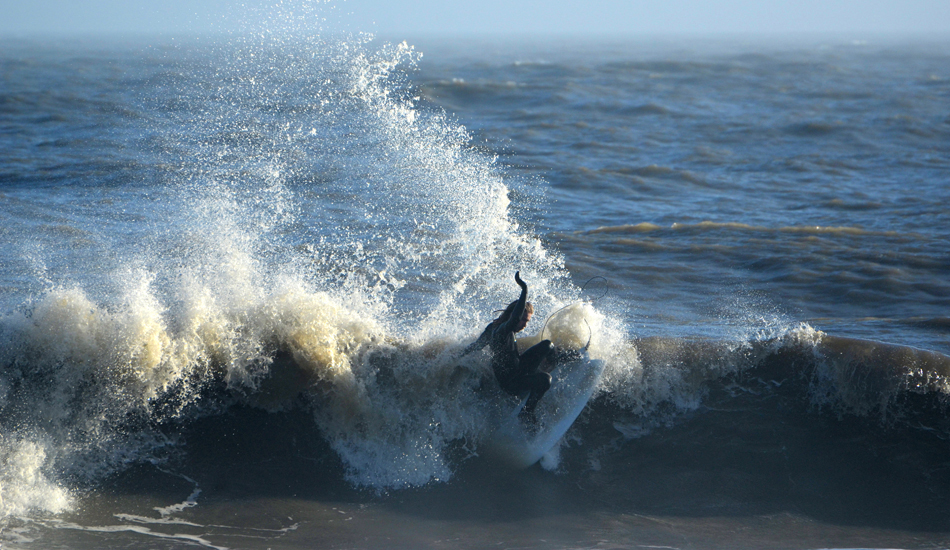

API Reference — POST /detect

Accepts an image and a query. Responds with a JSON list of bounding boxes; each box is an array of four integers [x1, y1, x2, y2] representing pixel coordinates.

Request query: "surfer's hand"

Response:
[[515, 271, 526, 289]]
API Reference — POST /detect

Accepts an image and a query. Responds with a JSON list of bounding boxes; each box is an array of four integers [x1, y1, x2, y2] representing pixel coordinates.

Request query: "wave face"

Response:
[[1, 12, 950, 548], [0, 17, 631, 514]]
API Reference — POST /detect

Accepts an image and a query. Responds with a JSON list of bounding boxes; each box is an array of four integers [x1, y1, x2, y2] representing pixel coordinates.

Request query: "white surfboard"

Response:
[[486, 350, 605, 469]]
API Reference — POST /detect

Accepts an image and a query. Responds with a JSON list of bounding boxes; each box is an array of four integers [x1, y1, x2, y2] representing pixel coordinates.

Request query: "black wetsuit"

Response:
[[464, 273, 555, 418]]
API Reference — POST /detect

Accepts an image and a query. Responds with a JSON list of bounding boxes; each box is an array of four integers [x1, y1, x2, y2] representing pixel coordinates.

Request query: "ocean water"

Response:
[[1, 14, 949, 550]]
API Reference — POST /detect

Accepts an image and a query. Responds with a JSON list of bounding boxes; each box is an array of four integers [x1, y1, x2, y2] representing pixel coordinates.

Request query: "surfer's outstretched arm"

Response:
[[460, 326, 491, 357], [498, 271, 528, 334], [460, 271, 527, 358]]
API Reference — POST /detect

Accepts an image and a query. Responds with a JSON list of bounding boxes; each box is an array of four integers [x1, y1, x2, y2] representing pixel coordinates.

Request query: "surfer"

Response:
[[463, 271, 560, 424]]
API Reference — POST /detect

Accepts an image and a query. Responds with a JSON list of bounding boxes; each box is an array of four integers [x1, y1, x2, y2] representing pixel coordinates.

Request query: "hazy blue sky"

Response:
[[1, 0, 949, 37]]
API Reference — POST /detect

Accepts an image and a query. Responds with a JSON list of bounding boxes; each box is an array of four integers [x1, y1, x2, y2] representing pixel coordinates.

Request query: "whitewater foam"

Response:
[[0, 19, 641, 508]]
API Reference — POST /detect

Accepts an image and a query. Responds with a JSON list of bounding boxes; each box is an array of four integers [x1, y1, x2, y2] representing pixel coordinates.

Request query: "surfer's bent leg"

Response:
[[519, 371, 552, 421], [519, 340, 555, 373], [513, 341, 556, 423]]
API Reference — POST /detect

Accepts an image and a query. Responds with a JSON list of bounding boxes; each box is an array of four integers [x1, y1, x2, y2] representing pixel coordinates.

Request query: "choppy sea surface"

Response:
[[1, 17, 949, 550]]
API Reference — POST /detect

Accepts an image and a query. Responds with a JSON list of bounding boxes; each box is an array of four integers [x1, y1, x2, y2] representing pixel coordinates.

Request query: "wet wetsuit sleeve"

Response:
[[498, 271, 528, 334], [461, 325, 492, 356]]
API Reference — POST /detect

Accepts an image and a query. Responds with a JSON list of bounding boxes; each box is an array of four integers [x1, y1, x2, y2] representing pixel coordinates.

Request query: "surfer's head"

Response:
[[495, 300, 533, 332]]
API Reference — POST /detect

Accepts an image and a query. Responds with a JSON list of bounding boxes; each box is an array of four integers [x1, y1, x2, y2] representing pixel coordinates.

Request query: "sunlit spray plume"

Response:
[[0, 0, 639, 503], [187, 0, 650, 484]]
